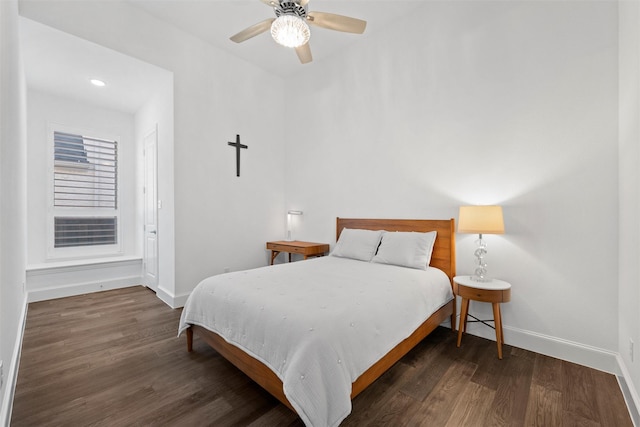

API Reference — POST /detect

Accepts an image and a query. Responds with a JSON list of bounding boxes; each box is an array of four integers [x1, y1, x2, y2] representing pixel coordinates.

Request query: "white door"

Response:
[[143, 127, 159, 292]]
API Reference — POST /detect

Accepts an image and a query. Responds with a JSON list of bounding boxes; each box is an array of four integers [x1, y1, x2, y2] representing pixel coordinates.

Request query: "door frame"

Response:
[[143, 125, 159, 292]]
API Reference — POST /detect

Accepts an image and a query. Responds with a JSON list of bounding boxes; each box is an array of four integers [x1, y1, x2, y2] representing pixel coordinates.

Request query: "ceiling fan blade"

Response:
[[295, 42, 312, 64], [230, 18, 275, 43], [307, 11, 367, 34], [299, 0, 310, 6], [259, 0, 279, 7]]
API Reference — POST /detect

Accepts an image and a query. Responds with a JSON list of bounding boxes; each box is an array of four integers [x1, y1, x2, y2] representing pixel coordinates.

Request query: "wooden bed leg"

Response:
[[187, 326, 193, 352], [451, 296, 457, 332]]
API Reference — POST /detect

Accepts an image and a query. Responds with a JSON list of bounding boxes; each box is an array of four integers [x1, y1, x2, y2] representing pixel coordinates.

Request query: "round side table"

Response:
[[453, 275, 511, 359]]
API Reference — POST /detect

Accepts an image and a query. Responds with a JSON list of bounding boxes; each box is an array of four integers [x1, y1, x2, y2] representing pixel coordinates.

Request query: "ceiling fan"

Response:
[[230, 0, 367, 64]]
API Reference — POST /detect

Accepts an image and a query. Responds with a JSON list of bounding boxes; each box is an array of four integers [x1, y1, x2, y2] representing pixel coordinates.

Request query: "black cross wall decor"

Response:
[[227, 134, 248, 177]]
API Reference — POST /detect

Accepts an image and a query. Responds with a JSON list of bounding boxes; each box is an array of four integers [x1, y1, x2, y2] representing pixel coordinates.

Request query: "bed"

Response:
[[179, 218, 456, 426]]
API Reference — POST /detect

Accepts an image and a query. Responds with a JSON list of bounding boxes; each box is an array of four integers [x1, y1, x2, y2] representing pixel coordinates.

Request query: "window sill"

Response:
[[27, 255, 142, 273]]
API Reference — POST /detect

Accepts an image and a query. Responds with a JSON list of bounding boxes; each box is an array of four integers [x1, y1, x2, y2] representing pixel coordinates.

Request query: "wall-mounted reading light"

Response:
[[286, 210, 303, 241]]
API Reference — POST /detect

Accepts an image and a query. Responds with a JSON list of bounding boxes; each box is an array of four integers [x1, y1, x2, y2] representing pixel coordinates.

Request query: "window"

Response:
[[54, 217, 117, 248], [50, 127, 120, 256]]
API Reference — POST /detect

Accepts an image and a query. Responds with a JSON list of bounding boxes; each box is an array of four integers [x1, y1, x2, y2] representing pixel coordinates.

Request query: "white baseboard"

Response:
[[27, 257, 143, 303], [617, 354, 640, 427], [0, 293, 28, 427], [156, 286, 189, 309], [463, 322, 620, 374], [28, 276, 142, 303]]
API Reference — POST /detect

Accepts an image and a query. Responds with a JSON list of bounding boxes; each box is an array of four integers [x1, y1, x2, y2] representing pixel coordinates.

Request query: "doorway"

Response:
[[143, 126, 159, 292]]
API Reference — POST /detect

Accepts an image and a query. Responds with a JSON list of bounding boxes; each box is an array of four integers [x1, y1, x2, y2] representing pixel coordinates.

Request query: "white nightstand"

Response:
[[453, 275, 512, 359]]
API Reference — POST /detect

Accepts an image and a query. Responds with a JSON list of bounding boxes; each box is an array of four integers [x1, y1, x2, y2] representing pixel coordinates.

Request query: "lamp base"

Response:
[[473, 234, 490, 282]]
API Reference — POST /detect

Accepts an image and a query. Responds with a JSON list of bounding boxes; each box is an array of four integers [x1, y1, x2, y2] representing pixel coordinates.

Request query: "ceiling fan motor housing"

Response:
[[275, 1, 308, 19]]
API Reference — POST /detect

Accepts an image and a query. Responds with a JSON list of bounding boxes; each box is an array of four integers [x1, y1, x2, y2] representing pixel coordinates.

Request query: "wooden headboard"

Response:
[[336, 217, 456, 284]]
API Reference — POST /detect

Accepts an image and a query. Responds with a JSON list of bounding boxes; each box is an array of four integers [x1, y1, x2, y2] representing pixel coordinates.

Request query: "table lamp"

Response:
[[458, 205, 505, 282]]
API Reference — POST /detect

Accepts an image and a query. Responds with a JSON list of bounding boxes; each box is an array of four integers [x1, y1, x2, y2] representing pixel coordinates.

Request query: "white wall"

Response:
[[0, 0, 28, 423], [19, 0, 287, 307], [26, 89, 138, 264], [618, 0, 640, 421], [284, 1, 620, 369]]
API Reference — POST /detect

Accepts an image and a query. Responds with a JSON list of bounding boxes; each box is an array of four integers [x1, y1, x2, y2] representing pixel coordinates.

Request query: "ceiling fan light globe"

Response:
[[271, 15, 310, 48]]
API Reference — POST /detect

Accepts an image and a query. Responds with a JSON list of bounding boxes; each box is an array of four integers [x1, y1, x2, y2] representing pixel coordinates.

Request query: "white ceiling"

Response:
[[19, 1, 423, 114], [20, 17, 172, 114], [127, 0, 425, 77]]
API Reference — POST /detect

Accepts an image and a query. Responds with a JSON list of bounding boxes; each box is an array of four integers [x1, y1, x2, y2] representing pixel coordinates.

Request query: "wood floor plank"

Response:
[[469, 342, 511, 391], [247, 404, 300, 427], [11, 286, 634, 427], [562, 411, 601, 427], [444, 381, 495, 427], [592, 367, 635, 426], [531, 353, 563, 392], [562, 360, 602, 423], [343, 360, 415, 425], [524, 383, 562, 426], [409, 359, 478, 426], [365, 391, 417, 427], [484, 347, 535, 426], [399, 339, 452, 401]]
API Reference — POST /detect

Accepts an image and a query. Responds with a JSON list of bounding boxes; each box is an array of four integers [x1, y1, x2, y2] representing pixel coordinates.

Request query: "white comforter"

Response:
[[178, 256, 453, 427]]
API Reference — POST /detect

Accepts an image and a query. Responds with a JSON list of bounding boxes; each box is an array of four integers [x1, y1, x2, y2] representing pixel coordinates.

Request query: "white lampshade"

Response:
[[458, 205, 505, 235], [271, 15, 310, 48]]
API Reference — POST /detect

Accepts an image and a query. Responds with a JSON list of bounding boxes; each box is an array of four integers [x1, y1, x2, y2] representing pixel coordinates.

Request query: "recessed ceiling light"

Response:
[[90, 79, 106, 87]]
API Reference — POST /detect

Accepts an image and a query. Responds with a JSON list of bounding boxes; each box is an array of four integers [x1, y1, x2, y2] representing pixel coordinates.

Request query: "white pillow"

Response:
[[372, 231, 437, 270], [331, 228, 384, 261]]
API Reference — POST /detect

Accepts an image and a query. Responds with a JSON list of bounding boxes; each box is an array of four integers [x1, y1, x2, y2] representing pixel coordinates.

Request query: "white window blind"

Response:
[[53, 130, 119, 249], [54, 131, 117, 208]]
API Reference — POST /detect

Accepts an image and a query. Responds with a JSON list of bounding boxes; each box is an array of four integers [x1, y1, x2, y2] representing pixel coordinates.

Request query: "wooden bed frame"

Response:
[[185, 217, 456, 413]]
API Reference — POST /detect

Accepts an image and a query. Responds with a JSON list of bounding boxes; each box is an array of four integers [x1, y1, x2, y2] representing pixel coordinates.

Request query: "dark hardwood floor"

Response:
[[12, 286, 633, 426]]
